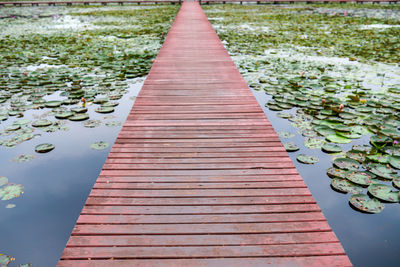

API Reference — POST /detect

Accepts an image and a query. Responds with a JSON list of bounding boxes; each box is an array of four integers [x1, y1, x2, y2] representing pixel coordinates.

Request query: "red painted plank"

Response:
[[58, 256, 352, 267], [85, 195, 315, 206], [62, 243, 346, 259], [72, 221, 332, 235], [92, 181, 306, 189], [77, 212, 325, 224], [66, 232, 338, 246], [58, 2, 351, 266], [96, 174, 304, 182]]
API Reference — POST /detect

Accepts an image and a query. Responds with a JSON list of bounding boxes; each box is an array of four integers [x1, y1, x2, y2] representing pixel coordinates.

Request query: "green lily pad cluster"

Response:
[[0, 5, 179, 153], [90, 141, 109, 150], [206, 4, 400, 214], [0, 254, 14, 267], [0, 176, 24, 201]]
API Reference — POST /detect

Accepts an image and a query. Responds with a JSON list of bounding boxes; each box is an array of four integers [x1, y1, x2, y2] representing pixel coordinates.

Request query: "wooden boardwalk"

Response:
[[58, 2, 352, 266]]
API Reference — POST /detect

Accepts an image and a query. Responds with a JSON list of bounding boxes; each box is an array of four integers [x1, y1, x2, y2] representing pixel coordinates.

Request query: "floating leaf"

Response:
[[322, 143, 342, 153], [71, 107, 87, 113], [12, 154, 35, 163], [0, 254, 14, 266], [95, 106, 114, 114], [283, 142, 299, 152], [349, 194, 384, 214], [345, 171, 374, 186], [35, 143, 55, 153], [90, 141, 109, 150], [389, 155, 400, 169], [83, 120, 102, 128], [331, 178, 363, 194], [304, 138, 325, 149], [45, 100, 62, 108], [54, 111, 74, 119], [367, 163, 397, 180], [105, 121, 122, 127], [333, 158, 359, 170], [0, 184, 24, 200], [368, 184, 399, 202], [278, 131, 295, 138], [326, 134, 351, 144], [69, 113, 89, 121], [326, 167, 347, 179], [393, 177, 400, 189], [32, 119, 52, 127], [296, 154, 319, 164]]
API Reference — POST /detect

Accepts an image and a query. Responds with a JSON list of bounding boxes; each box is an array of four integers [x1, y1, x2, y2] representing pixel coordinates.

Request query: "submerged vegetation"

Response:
[[205, 3, 400, 214]]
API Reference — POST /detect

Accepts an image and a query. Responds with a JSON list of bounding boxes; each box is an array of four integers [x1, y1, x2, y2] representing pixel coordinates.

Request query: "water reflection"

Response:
[[0, 79, 144, 267]]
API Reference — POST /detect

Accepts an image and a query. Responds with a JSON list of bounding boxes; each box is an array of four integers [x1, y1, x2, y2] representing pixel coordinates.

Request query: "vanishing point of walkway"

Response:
[[58, 2, 352, 266]]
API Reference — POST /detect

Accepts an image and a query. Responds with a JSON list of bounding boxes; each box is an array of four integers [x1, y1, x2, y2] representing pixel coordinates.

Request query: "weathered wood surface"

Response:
[[58, 2, 352, 266]]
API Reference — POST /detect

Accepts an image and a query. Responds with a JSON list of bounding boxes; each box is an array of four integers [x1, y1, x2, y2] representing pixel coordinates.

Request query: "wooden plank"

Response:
[[72, 221, 332, 235], [85, 195, 316, 205], [58, 256, 352, 267], [62, 243, 346, 259], [92, 181, 306, 189], [67, 232, 339, 246], [77, 212, 325, 224], [58, 2, 351, 266], [81, 204, 320, 215]]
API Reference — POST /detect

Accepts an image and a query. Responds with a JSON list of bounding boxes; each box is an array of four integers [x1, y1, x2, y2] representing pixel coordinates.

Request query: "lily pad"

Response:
[[32, 119, 52, 127], [368, 184, 399, 202], [389, 155, 400, 169], [326, 167, 347, 179], [370, 135, 392, 145], [382, 146, 400, 156], [278, 131, 295, 138], [0, 254, 14, 266], [83, 120, 102, 128], [326, 134, 352, 144], [393, 177, 400, 189], [45, 100, 62, 108], [283, 142, 299, 152], [366, 154, 390, 164], [331, 178, 363, 194], [304, 138, 325, 149], [349, 194, 384, 214], [90, 141, 109, 150], [367, 163, 397, 180], [95, 106, 114, 114], [297, 154, 319, 164], [69, 113, 89, 121], [333, 158, 359, 170], [55, 111, 74, 119], [105, 121, 122, 127], [345, 171, 374, 186], [322, 143, 342, 153], [0, 184, 24, 200], [71, 107, 87, 113], [35, 143, 55, 153], [346, 150, 366, 163], [12, 154, 35, 163]]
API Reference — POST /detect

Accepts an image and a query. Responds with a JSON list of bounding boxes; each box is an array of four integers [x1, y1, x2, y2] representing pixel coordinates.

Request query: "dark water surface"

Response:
[[250, 89, 400, 267], [0, 79, 144, 267]]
